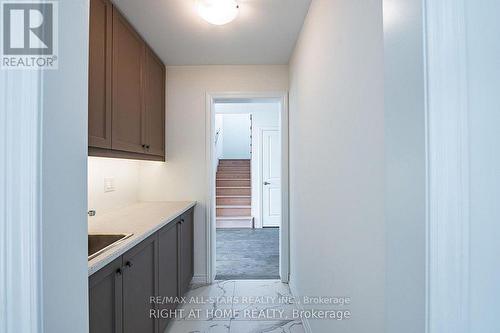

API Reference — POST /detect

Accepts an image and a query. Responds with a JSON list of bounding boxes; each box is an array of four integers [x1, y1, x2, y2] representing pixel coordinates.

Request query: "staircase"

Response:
[[216, 159, 253, 228]]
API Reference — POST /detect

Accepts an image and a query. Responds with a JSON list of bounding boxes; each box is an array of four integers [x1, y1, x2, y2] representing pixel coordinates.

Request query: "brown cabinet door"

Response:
[[144, 48, 165, 157], [88, 0, 112, 149], [89, 257, 123, 333], [112, 8, 146, 154], [179, 208, 194, 296], [122, 234, 157, 333], [158, 219, 179, 331]]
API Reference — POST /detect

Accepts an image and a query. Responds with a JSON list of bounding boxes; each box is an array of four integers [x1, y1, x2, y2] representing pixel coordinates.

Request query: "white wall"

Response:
[[383, 0, 426, 332], [87, 157, 141, 215], [139, 65, 288, 279], [215, 102, 280, 228], [289, 0, 385, 332], [41, 1, 90, 332], [219, 114, 251, 159], [466, 0, 500, 331]]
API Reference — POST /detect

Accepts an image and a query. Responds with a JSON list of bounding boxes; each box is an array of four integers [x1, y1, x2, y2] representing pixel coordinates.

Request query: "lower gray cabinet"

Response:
[[122, 234, 157, 333], [89, 258, 123, 333], [180, 209, 194, 296], [158, 218, 179, 332], [89, 207, 194, 333]]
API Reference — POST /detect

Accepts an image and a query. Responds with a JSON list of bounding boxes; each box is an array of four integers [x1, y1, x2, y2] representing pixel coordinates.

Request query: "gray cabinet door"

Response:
[[88, 208, 195, 332], [88, 0, 112, 149], [111, 7, 146, 154], [144, 47, 165, 157], [89, 257, 123, 333], [122, 234, 158, 333], [158, 219, 179, 332], [180, 208, 194, 296]]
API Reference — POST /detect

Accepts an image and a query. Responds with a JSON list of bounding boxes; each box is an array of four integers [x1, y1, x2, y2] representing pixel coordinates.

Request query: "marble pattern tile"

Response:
[[233, 280, 294, 298], [229, 320, 304, 333], [165, 280, 305, 333], [178, 280, 235, 320], [166, 319, 230, 333]]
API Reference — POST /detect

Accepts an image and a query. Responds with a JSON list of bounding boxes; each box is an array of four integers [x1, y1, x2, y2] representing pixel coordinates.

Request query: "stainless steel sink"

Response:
[[88, 233, 133, 260]]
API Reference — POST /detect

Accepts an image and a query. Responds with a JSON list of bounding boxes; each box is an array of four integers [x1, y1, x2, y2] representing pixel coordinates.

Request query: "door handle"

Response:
[[264, 181, 271, 185]]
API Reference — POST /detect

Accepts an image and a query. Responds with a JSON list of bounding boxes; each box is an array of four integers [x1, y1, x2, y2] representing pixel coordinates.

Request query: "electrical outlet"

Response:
[[104, 177, 115, 192]]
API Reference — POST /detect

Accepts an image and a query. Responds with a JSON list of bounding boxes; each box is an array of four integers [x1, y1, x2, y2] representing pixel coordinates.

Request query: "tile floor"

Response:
[[216, 228, 279, 280], [165, 280, 305, 333]]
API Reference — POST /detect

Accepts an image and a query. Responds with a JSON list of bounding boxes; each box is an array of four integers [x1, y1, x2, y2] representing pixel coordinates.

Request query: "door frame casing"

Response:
[[259, 126, 281, 228], [1, 69, 44, 333], [205, 91, 290, 283], [424, 0, 470, 331]]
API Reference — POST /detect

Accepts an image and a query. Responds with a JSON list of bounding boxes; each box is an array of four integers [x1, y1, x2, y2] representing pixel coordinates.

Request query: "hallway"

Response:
[[165, 280, 304, 333], [216, 228, 279, 280]]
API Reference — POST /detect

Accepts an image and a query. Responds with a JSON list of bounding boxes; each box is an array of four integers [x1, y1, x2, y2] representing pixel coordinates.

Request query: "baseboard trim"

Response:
[[288, 278, 312, 333], [215, 275, 280, 280], [191, 274, 208, 285]]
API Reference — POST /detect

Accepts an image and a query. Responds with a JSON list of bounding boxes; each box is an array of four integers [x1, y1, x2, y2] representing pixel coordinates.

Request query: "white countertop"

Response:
[[88, 201, 196, 276]]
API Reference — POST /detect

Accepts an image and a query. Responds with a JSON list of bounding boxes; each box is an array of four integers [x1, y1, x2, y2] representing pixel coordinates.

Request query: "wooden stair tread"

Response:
[[216, 186, 251, 188], [217, 159, 252, 221], [216, 216, 253, 220]]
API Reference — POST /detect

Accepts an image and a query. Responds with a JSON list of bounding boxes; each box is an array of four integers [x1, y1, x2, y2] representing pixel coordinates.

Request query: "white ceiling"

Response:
[[112, 0, 311, 65]]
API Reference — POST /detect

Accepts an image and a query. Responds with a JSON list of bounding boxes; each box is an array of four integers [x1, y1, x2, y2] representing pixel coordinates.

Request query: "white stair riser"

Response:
[[216, 219, 253, 228]]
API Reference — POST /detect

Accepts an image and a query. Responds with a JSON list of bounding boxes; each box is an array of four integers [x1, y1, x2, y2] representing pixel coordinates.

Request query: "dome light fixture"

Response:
[[197, 0, 239, 26]]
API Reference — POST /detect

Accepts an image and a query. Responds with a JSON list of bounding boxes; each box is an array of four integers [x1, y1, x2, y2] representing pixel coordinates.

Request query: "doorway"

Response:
[[206, 92, 289, 283], [261, 128, 281, 227]]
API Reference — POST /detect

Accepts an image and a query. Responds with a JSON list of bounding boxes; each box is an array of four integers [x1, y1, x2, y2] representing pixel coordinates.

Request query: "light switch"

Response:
[[104, 177, 115, 192]]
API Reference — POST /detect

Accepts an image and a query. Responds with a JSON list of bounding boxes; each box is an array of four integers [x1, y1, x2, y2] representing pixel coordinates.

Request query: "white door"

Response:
[[261, 129, 281, 227]]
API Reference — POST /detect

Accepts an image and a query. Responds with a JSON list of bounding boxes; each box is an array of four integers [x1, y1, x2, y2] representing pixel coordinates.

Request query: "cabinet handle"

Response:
[[142, 144, 146, 148], [116, 268, 122, 276], [125, 261, 133, 268], [179, 219, 184, 224], [146, 145, 150, 149]]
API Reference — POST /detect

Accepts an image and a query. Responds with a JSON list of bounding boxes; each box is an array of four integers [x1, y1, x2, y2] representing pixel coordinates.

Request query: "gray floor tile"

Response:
[[216, 228, 279, 280]]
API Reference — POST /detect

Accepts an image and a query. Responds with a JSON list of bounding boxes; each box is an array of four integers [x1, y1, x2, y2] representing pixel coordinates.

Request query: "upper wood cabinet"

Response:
[[88, 0, 166, 161], [111, 7, 146, 155], [144, 48, 166, 157], [88, 0, 112, 149]]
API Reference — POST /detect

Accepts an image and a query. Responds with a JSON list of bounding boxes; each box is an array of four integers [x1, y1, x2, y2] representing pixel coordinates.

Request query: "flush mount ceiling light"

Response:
[[197, 0, 239, 26]]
